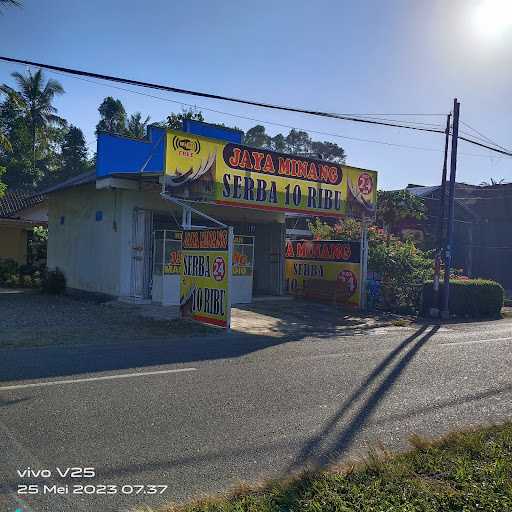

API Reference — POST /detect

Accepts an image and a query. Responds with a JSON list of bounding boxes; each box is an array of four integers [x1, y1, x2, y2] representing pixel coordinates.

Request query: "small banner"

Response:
[[180, 227, 233, 328], [285, 239, 362, 308]]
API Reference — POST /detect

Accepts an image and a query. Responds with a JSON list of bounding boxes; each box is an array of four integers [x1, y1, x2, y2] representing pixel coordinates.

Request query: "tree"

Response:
[[285, 129, 311, 154], [60, 126, 89, 179], [376, 190, 425, 235], [126, 112, 150, 139], [479, 178, 507, 186], [0, 165, 6, 198], [1, 69, 65, 179], [95, 96, 127, 135], [311, 140, 346, 164], [309, 217, 434, 313], [164, 107, 204, 130], [244, 125, 271, 148]]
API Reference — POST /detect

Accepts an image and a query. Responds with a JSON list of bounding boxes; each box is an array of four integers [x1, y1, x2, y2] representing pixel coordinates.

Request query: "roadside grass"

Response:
[[151, 423, 512, 512]]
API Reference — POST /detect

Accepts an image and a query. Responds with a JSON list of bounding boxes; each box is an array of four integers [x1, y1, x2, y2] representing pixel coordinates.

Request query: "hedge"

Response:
[[422, 279, 504, 318]]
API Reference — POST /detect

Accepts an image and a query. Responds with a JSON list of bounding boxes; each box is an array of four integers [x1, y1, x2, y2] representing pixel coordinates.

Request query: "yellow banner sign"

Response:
[[284, 239, 361, 307], [180, 228, 232, 328], [165, 130, 377, 217]]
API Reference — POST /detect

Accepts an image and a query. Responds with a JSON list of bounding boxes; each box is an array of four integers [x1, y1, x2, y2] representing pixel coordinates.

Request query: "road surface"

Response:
[[1, 318, 511, 511]]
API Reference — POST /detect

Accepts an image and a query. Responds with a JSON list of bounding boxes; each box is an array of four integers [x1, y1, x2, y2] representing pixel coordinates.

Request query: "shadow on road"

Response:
[[287, 324, 439, 472]]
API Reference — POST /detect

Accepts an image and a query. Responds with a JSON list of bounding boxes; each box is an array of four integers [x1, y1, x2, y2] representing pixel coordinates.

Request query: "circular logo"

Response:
[[213, 256, 226, 281], [357, 173, 373, 195], [337, 270, 358, 296]]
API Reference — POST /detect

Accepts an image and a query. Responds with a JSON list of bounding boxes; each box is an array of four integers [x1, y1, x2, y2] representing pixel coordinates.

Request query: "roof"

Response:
[[40, 170, 96, 195], [405, 185, 440, 198], [0, 189, 46, 218], [405, 182, 512, 221]]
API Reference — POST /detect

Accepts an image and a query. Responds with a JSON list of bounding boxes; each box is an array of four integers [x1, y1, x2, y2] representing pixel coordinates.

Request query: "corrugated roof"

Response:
[[40, 170, 96, 195], [0, 190, 46, 218]]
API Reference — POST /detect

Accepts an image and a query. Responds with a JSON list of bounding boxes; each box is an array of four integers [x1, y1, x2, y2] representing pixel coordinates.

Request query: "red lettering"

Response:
[[329, 167, 339, 184], [252, 152, 265, 171], [308, 163, 319, 181], [278, 158, 291, 176], [296, 160, 308, 178], [239, 149, 253, 169], [228, 148, 241, 167], [263, 154, 275, 173]]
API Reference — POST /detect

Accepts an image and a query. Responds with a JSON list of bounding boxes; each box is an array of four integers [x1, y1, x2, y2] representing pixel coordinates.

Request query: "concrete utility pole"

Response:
[[441, 99, 460, 320], [430, 113, 451, 317]]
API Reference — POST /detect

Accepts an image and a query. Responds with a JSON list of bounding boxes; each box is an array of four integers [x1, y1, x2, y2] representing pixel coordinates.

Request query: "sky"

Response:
[[1, 0, 511, 190]]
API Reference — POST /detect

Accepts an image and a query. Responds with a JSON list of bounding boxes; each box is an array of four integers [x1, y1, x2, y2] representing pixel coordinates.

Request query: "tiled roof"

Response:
[[0, 190, 46, 218]]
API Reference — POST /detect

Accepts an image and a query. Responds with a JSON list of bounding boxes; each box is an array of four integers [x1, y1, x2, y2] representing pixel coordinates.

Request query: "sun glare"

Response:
[[474, 0, 512, 38]]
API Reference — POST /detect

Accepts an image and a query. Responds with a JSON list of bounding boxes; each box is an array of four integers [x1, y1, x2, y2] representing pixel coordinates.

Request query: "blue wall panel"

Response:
[[96, 125, 166, 177], [182, 119, 243, 144]]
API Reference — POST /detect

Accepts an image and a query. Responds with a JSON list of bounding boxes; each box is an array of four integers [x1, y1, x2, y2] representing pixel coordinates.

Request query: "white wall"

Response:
[[47, 185, 122, 296]]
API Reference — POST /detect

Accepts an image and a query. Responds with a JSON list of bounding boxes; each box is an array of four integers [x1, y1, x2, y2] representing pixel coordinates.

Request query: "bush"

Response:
[[309, 218, 434, 313], [0, 258, 20, 284], [422, 279, 504, 318], [41, 268, 66, 294]]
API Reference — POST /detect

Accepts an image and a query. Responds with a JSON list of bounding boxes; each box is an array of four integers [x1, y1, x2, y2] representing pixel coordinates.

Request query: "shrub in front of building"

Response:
[[41, 268, 66, 294], [422, 279, 504, 318]]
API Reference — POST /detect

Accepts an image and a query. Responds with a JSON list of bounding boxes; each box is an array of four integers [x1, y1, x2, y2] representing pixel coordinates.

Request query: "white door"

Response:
[[131, 208, 153, 301]]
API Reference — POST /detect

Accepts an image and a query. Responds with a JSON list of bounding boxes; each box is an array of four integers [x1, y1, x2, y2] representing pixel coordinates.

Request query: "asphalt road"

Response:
[[1, 318, 512, 512]]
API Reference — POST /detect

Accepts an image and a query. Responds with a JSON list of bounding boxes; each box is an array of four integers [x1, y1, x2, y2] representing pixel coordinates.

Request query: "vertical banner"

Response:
[[180, 227, 233, 328], [284, 239, 361, 308]]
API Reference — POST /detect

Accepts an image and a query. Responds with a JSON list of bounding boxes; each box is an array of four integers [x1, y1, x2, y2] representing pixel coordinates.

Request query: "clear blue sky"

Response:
[[1, 0, 511, 189]]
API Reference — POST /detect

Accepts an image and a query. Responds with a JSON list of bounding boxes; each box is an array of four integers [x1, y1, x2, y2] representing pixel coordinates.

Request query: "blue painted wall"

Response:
[[182, 119, 243, 144], [96, 122, 242, 178], [96, 125, 166, 177]]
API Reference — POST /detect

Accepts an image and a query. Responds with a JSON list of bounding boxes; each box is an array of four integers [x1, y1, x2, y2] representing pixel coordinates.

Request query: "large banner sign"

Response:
[[285, 239, 362, 307], [180, 227, 233, 328], [165, 130, 377, 217]]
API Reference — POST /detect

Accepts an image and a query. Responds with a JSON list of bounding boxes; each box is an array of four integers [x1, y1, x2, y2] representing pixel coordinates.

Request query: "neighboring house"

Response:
[[0, 190, 48, 265], [402, 183, 512, 294]]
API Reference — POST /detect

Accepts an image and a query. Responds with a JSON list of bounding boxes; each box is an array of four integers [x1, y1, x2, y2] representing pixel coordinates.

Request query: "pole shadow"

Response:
[[288, 324, 439, 472]]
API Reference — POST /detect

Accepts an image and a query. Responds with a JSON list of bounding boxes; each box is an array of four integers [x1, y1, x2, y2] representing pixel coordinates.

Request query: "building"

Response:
[[404, 183, 512, 294], [45, 121, 377, 306], [0, 189, 47, 265]]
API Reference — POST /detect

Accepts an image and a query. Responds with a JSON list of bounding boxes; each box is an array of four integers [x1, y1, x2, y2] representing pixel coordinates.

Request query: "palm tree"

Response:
[[1, 69, 65, 175], [126, 112, 151, 139], [480, 178, 506, 186]]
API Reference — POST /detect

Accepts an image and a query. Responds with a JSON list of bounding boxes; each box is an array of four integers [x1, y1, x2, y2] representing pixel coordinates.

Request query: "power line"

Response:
[[1, 55, 510, 157], [460, 120, 511, 153], [0, 55, 446, 135], [44, 66, 496, 157]]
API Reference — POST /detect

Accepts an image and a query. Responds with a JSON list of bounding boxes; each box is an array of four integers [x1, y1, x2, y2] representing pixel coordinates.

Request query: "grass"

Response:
[[151, 423, 512, 512]]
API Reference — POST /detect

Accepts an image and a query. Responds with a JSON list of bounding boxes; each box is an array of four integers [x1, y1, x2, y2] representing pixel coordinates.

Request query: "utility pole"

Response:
[[430, 113, 451, 317], [441, 99, 460, 320]]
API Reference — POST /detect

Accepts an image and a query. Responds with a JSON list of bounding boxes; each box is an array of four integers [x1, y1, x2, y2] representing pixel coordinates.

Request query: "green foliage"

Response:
[[243, 125, 346, 163], [126, 112, 151, 138], [308, 217, 434, 312], [376, 189, 426, 230], [1, 70, 68, 188], [41, 268, 66, 294], [95, 96, 127, 135], [159, 423, 512, 512], [0, 165, 6, 197], [423, 279, 504, 318], [164, 107, 204, 130], [0, 258, 19, 283]]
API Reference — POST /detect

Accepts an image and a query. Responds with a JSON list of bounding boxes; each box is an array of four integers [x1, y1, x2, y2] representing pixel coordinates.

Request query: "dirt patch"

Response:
[[0, 291, 216, 348]]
